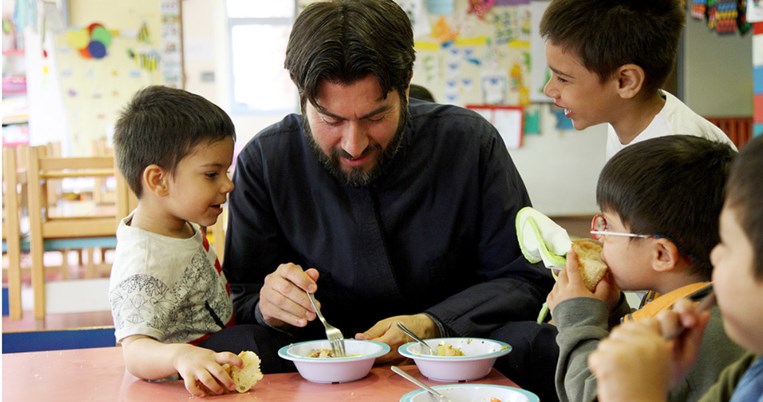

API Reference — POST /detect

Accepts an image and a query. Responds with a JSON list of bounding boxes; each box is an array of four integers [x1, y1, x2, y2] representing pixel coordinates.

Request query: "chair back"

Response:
[[2, 146, 25, 319], [25, 146, 122, 319]]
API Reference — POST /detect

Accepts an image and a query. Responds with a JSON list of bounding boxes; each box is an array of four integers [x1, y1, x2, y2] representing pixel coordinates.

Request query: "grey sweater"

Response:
[[554, 296, 745, 402]]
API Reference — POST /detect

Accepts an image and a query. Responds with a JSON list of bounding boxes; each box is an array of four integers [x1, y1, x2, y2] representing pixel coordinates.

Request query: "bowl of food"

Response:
[[398, 337, 512, 382], [400, 384, 538, 402], [278, 339, 390, 383]]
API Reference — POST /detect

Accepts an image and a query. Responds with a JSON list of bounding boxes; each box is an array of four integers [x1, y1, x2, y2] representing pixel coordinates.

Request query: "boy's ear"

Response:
[[142, 164, 170, 197], [614, 64, 645, 99], [652, 238, 681, 273]]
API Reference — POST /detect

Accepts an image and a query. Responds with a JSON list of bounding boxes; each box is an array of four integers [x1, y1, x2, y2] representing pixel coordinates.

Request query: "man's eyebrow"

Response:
[[315, 103, 394, 121]]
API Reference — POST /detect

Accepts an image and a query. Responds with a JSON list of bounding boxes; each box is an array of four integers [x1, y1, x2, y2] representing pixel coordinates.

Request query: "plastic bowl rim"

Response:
[[277, 339, 390, 362], [397, 337, 512, 361], [399, 383, 539, 402]]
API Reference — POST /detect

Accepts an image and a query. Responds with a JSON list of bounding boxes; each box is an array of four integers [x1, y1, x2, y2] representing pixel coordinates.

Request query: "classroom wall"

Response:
[[181, 1, 753, 217], [50, 1, 754, 216], [682, 16, 753, 116]]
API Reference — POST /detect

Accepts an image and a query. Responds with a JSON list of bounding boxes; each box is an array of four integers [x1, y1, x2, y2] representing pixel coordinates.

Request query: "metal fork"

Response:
[[306, 291, 346, 357]]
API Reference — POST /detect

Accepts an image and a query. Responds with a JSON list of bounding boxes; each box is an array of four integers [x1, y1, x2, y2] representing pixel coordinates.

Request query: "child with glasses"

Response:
[[588, 134, 763, 402], [547, 135, 745, 402], [492, 135, 743, 402]]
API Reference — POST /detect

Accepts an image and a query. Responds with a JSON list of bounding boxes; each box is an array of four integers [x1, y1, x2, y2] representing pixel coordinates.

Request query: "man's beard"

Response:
[[303, 104, 407, 187]]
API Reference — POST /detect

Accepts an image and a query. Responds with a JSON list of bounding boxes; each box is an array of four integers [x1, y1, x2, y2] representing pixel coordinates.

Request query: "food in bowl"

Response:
[[306, 348, 335, 358], [278, 339, 390, 383], [398, 337, 512, 382], [436, 343, 464, 356]]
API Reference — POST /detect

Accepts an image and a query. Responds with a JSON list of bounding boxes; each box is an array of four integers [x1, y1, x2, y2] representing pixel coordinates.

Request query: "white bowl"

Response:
[[278, 339, 390, 383], [400, 384, 539, 402], [398, 337, 512, 382]]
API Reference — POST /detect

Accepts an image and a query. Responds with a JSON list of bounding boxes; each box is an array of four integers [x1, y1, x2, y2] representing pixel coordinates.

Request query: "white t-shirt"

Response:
[[606, 90, 737, 160], [109, 213, 232, 344]]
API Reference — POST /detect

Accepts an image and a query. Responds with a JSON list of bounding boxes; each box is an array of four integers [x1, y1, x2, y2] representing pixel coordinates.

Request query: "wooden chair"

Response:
[[2, 145, 26, 320], [25, 146, 122, 319], [92, 137, 117, 205]]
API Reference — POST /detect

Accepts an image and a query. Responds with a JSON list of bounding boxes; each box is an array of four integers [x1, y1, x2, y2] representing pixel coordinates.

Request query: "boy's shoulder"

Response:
[[624, 282, 711, 322]]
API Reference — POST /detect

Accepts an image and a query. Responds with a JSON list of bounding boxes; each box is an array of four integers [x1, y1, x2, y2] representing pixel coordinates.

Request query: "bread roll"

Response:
[[571, 239, 608, 291], [226, 351, 264, 393]]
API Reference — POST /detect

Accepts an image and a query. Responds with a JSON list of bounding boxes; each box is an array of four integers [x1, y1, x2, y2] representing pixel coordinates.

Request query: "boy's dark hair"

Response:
[[540, 0, 684, 95], [726, 135, 763, 279], [284, 0, 415, 111], [113, 85, 236, 198], [596, 135, 736, 279], [409, 84, 435, 102]]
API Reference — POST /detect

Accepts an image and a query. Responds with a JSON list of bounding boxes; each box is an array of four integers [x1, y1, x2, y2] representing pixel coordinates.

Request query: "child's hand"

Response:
[[175, 346, 242, 397], [588, 318, 671, 402], [547, 249, 598, 310]]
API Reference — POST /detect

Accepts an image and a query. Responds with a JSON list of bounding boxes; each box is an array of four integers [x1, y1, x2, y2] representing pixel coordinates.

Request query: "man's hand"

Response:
[[258, 263, 320, 328], [355, 314, 437, 365]]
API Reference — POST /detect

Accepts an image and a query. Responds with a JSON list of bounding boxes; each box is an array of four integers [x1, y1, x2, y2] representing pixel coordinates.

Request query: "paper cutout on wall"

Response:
[[468, 0, 495, 19], [137, 22, 151, 43], [433, 16, 459, 43], [523, 104, 540, 135], [551, 105, 574, 130], [427, 0, 455, 15], [66, 22, 112, 59], [467, 104, 524, 148]]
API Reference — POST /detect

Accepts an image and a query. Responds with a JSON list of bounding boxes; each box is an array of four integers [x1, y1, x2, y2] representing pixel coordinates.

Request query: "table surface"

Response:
[[3, 346, 520, 402]]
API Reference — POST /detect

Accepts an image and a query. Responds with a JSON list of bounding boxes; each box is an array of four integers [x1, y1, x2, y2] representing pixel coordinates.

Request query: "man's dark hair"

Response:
[[113, 85, 236, 198], [284, 0, 415, 110], [596, 135, 736, 278]]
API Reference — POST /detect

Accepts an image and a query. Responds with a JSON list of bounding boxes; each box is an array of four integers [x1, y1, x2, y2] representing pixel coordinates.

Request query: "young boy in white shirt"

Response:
[[540, 0, 736, 160], [109, 85, 240, 397]]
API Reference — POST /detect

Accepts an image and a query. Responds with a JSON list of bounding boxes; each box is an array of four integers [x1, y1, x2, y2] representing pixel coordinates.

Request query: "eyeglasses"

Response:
[[590, 215, 651, 242]]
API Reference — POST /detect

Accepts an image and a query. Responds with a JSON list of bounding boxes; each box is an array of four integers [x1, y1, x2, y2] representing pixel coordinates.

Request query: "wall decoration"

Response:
[[65, 22, 112, 59], [413, 0, 532, 108]]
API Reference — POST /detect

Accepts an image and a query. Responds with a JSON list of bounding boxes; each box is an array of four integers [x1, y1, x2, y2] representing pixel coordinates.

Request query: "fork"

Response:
[[306, 291, 346, 357]]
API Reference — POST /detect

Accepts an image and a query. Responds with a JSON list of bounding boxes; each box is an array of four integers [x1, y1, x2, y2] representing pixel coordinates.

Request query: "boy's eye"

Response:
[[556, 76, 568, 84], [205, 172, 219, 178]]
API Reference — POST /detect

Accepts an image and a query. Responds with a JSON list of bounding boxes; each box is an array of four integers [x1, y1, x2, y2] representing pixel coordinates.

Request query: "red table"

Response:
[[3, 346, 520, 401]]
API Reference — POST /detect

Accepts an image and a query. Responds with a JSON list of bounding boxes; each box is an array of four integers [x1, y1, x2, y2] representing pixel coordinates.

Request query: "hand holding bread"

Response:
[[570, 239, 608, 291]]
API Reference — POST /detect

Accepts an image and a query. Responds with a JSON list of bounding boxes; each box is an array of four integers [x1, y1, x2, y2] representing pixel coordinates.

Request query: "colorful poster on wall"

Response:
[[412, 0, 532, 107], [160, 0, 183, 88]]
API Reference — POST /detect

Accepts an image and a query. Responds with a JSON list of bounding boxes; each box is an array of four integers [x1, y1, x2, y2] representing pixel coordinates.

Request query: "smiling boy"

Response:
[[540, 0, 736, 160]]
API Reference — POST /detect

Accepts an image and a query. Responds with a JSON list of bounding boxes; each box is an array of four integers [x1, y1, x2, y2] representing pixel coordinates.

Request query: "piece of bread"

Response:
[[571, 239, 608, 291], [226, 351, 264, 393]]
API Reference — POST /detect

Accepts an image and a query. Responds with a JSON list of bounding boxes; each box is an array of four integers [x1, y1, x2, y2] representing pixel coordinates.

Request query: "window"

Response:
[[227, 1, 297, 114]]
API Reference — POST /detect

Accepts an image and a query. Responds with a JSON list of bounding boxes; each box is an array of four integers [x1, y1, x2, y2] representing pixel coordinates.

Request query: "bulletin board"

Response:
[[44, 0, 183, 155], [406, 0, 550, 107]]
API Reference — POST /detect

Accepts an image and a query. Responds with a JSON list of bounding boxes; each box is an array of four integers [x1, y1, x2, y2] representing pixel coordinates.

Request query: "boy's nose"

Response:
[[543, 78, 557, 98], [222, 175, 235, 193]]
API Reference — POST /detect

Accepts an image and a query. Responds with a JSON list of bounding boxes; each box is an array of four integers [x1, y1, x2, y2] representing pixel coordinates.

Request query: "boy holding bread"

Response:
[[548, 135, 744, 402], [589, 135, 763, 402], [109, 86, 262, 397]]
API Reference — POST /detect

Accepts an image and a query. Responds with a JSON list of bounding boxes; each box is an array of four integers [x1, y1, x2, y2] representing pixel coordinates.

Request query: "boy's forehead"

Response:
[[545, 41, 586, 69]]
